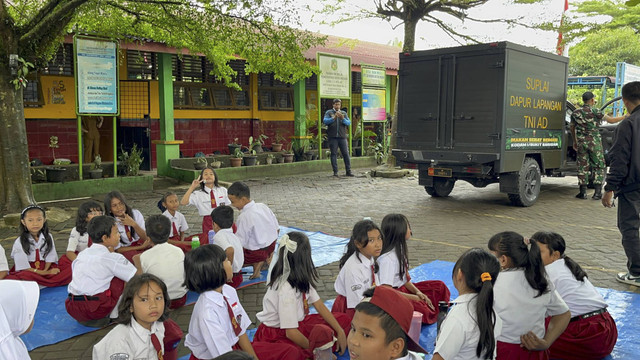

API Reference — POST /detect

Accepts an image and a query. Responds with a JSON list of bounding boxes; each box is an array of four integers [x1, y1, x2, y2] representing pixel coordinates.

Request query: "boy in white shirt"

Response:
[[133, 215, 188, 309], [211, 205, 245, 288], [228, 181, 279, 279]]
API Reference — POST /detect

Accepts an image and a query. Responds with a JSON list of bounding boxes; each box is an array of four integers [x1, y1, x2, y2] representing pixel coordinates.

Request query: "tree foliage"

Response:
[[568, 27, 640, 76], [0, 0, 325, 214]]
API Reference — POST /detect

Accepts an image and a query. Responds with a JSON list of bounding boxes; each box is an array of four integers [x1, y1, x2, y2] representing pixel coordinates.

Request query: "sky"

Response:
[[297, 0, 567, 53]]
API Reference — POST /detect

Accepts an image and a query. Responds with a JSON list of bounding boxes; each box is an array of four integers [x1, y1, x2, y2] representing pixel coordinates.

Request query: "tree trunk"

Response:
[[403, 19, 418, 53], [0, 65, 36, 214]]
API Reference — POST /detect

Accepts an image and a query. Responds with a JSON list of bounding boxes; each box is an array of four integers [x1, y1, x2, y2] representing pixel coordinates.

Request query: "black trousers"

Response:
[[617, 189, 640, 276], [328, 137, 351, 174]]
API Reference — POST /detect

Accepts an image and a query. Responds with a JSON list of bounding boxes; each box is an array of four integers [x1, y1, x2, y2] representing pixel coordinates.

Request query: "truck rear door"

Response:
[[398, 52, 503, 152]]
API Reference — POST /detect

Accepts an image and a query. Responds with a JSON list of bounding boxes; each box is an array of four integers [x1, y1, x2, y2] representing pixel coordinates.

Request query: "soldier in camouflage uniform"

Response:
[[571, 91, 626, 199]]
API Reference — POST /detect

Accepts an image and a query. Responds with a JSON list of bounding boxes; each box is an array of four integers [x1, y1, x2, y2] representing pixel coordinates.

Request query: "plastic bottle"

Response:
[[191, 235, 200, 250], [208, 230, 215, 244]]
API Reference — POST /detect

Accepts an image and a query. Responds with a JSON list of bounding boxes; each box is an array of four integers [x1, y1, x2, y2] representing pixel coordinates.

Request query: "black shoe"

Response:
[[345, 172, 355, 177], [592, 185, 603, 200], [333, 173, 339, 177], [576, 185, 588, 199]]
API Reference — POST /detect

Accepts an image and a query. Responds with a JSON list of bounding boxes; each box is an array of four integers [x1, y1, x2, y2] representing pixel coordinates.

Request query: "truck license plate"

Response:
[[428, 167, 452, 177]]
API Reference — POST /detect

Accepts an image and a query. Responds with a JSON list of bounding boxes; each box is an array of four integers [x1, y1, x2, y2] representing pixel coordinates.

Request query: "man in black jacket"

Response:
[[603, 81, 640, 286], [323, 99, 353, 177]]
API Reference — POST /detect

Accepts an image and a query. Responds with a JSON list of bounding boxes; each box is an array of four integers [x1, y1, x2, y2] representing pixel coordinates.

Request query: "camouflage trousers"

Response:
[[576, 134, 605, 185]]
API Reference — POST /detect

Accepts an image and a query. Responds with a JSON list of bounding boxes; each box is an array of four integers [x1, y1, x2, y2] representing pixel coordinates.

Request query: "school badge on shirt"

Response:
[[109, 354, 129, 360]]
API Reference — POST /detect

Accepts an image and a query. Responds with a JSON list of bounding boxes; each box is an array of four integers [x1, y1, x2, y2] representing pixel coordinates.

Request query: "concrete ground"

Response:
[[1, 167, 636, 359]]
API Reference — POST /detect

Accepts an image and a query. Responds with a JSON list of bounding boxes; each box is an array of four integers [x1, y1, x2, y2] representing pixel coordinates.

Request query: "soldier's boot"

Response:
[[592, 185, 603, 200], [576, 185, 588, 199]]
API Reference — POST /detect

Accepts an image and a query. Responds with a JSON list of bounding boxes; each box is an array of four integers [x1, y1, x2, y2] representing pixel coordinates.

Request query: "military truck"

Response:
[[392, 42, 570, 206]]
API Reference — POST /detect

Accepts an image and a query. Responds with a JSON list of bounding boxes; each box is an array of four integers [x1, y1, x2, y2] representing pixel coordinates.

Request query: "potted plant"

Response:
[[272, 130, 286, 152], [229, 148, 243, 167], [228, 138, 241, 155], [265, 153, 275, 165], [119, 143, 144, 176], [250, 134, 268, 153], [282, 143, 294, 163], [46, 135, 67, 182], [243, 149, 258, 166], [89, 155, 103, 179], [211, 157, 222, 169], [193, 156, 208, 170]]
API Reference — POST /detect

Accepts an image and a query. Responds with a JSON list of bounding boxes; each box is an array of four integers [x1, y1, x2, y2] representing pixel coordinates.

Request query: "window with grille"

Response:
[[127, 50, 158, 80], [23, 78, 44, 107], [40, 44, 74, 76], [352, 71, 362, 94], [173, 82, 250, 109], [258, 72, 294, 110]]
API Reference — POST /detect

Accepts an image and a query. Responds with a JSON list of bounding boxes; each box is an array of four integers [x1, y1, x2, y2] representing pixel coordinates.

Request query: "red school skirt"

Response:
[[120, 239, 148, 263], [243, 241, 276, 265], [497, 341, 549, 360], [163, 318, 184, 360], [396, 280, 451, 324], [254, 312, 351, 359], [65, 277, 125, 322], [547, 310, 617, 360], [330, 294, 356, 322], [188, 335, 303, 360], [6, 257, 72, 287]]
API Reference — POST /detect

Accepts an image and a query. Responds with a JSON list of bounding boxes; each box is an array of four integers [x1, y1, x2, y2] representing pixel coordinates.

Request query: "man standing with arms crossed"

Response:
[[602, 81, 640, 286]]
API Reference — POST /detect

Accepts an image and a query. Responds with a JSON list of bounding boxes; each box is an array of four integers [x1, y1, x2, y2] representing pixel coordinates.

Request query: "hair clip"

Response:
[[480, 272, 492, 282]]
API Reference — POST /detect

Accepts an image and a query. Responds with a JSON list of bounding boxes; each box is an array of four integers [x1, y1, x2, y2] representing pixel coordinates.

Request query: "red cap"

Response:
[[364, 286, 427, 353]]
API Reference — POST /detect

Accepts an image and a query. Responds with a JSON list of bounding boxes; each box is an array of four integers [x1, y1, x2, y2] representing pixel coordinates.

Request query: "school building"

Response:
[[24, 34, 399, 173]]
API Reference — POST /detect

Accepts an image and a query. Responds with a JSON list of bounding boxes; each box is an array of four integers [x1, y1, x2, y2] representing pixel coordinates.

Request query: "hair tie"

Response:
[[480, 272, 492, 282], [266, 234, 298, 287]]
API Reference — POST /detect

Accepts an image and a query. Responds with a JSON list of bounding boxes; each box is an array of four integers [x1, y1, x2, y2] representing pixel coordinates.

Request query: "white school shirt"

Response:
[[256, 282, 320, 329], [115, 209, 146, 246], [66, 227, 90, 253], [334, 252, 379, 308], [188, 186, 230, 216], [493, 269, 569, 344], [162, 210, 189, 238], [140, 243, 188, 300], [68, 244, 137, 296], [11, 234, 59, 271], [185, 285, 251, 359], [377, 248, 408, 288], [545, 259, 607, 316], [92, 316, 165, 360], [434, 293, 503, 360], [0, 247, 8, 272], [236, 201, 279, 250], [213, 229, 244, 273]]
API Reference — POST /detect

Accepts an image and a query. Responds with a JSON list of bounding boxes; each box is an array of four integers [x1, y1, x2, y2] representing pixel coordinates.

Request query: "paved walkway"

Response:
[[0, 168, 635, 359]]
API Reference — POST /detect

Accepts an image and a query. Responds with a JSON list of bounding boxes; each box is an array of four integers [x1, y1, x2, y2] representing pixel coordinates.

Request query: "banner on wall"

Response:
[[362, 88, 387, 121], [317, 53, 351, 99], [74, 36, 119, 115]]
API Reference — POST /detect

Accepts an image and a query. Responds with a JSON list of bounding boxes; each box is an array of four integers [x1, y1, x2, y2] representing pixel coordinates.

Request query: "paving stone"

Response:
[[4, 168, 634, 359]]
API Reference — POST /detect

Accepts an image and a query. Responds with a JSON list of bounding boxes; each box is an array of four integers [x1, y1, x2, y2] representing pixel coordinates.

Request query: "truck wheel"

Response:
[[425, 178, 455, 197], [508, 158, 541, 207]]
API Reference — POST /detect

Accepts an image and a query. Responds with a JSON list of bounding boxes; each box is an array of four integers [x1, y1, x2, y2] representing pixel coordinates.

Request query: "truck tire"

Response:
[[508, 157, 541, 207], [425, 178, 455, 197]]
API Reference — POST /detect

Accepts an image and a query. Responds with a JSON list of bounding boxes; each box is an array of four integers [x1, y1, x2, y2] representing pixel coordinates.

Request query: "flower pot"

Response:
[[277, 156, 285, 164], [211, 161, 222, 169], [194, 161, 207, 170], [252, 144, 263, 153], [45, 167, 67, 182], [244, 155, 258, 166], [266, 157, 273, 165], [89, 169, 103, 179], [229, 157, 243, 167], [271, 143, 283, 152], [282, 153, 294, 163], [228, 144, 241, 155]]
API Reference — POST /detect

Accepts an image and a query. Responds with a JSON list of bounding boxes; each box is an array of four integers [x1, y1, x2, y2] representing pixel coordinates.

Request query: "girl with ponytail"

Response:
[[531, 231, 617, 360], [488, 231, 570, 360], [433, 248, 501, 360]]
